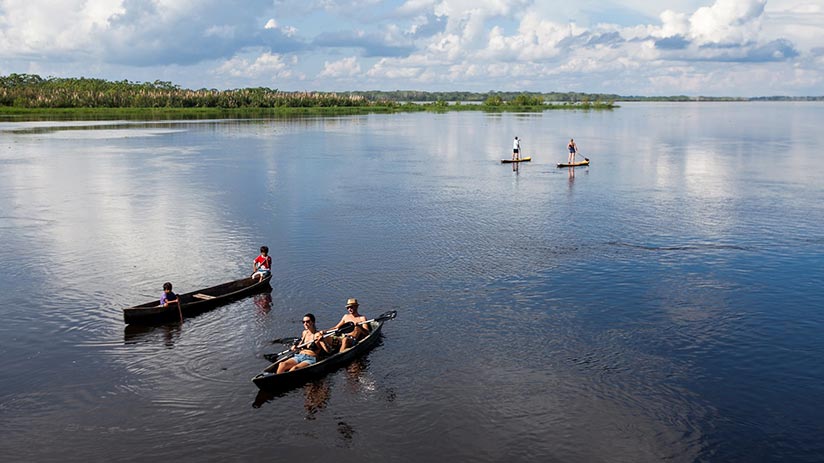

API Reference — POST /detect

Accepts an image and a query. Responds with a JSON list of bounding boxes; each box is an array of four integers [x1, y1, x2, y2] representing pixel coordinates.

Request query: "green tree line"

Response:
[[0, 74, 380, 108], [3, 74, 819, 110], [351, 90, 618, 104], [1, 73, 620, 110]]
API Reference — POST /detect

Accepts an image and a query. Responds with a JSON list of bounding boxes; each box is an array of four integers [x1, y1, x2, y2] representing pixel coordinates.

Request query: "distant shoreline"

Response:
[[0, 103, 615, 121], [2, 73, 820, 122]]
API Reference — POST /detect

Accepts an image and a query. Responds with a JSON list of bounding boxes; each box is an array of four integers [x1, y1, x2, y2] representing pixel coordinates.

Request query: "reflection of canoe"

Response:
[[501, 157, 532, 163], [123, 274, 272, 325], [252, 320, 383, 391], [557, 159, 590, 167]]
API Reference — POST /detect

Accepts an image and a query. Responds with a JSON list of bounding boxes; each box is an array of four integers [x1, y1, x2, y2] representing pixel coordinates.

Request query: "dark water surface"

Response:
[[1, 103, 823, 462]]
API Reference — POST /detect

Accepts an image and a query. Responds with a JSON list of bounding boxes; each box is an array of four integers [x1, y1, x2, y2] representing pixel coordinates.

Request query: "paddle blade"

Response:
[[264, 352, 291, 362], [375, 310, 398, 322], [335, 321, 355, 335]]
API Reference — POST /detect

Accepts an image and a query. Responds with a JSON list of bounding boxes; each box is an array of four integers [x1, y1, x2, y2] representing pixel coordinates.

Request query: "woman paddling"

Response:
[[276, 313, 331, 373]]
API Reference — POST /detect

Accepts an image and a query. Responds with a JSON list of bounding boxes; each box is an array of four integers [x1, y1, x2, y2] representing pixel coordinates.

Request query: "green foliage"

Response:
[[484, 95, 503, 106], [0, 74, 374, 109], [510, 93, 544, 106], [0, 74, 631, 115]]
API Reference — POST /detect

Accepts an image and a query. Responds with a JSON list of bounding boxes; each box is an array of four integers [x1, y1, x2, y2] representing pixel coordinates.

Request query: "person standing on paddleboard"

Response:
[[513, 136, 521, 161], [567, 138, 578, 165]]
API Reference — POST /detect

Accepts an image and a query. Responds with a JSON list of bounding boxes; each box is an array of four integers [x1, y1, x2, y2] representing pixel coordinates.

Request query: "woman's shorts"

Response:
[[293, 353, 318, 365]]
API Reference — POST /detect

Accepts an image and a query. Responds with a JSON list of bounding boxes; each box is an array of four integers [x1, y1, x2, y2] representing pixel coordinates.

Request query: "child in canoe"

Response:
[[252, 245, 272, 282], [159, 282, 179, 307]]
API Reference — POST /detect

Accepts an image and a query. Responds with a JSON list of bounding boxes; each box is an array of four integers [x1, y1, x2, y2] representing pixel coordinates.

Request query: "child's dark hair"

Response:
[[163, 282, 173, 291], [260, 245, 269, 253]]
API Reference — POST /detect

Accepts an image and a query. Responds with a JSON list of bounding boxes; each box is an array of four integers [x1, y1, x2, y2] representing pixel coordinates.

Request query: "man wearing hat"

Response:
[[323, 298, 370, 352]]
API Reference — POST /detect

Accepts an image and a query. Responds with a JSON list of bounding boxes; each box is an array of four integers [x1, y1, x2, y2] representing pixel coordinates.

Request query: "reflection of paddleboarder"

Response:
[[512, 136, 521, 161], [567, 138, 578, 164]]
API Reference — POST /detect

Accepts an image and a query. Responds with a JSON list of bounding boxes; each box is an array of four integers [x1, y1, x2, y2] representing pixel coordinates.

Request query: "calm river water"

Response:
[[1, 102, 823, 462]]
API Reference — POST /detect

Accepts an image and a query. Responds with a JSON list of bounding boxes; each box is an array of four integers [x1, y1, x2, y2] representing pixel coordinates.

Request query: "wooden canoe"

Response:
[[557, 159, 590, 167], [123, 274, 272, 325], [501, 157, 532, 163], [252, 320, 384, 391]]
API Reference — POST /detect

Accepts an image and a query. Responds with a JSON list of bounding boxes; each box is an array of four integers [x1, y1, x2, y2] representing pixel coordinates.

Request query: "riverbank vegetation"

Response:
[[1, 74, 615, 119]]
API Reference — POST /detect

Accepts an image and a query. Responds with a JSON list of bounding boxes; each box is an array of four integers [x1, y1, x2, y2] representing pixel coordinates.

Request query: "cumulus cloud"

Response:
[[0, 0, 125, 56], [0, 0, 303, 66], [688, 0, 765, 46], [405, 14, 447, 38], [351, 0, 810, 95], [659, 10, 690, 38], [0, 0, 820, 95], [318, 56, 361, 78], [215, 52, 300, 80], [367, 57, 424, 80], [264, 18, 297, 37], [644, 0, 805, 64], [481, 13, 573, 61]]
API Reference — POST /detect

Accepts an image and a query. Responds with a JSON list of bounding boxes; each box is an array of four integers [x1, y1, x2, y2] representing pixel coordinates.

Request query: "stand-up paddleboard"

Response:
[[557, 158, 589, 167], [501, 157, 532, 163]]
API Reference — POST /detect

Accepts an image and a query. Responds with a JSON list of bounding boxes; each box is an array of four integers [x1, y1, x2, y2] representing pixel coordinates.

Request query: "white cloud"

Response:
[[367, 58, 423, 80], [688, 0, 766, 45], [0, 0, 125, 55], [318, 56, 361, 78], [264, 17, 297, 37], [0, 0, 821, 95], [659, 10, 690, 38], [215, 52, 297, 79], [481, 13, 574, 61], [762, 2, 824, 53]]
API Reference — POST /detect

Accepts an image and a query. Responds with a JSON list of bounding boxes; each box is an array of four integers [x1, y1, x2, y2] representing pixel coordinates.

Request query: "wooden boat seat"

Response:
[[193, 293, 216, 300]]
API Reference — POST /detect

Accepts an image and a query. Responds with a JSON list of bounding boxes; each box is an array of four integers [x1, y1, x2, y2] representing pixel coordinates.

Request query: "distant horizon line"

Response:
[[1, 73, 822, 101]]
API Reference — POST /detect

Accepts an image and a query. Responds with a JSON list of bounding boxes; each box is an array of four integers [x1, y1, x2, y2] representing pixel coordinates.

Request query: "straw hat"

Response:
[[346, 298, 359, 307]]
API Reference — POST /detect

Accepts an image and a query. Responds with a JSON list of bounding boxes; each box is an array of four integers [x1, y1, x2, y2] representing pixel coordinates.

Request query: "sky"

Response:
[[1, 0, 823, 96]]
